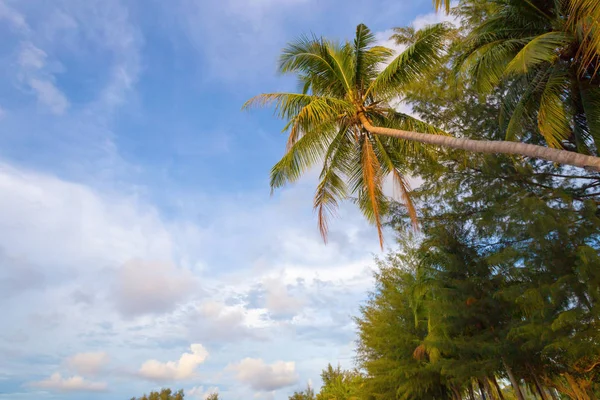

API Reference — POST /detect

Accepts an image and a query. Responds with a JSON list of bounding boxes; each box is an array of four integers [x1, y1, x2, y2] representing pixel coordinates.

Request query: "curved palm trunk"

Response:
[[358, 114, 600, 171]]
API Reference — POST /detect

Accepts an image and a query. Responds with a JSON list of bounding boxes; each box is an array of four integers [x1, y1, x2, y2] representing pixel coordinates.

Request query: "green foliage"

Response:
[[289, 365, 365, 400], [346, 20, 600, 397], [316, 364, 364, 400], [456, 0, 600, 153], [130, 388, 185, 400], [289, 385, 316, 400]]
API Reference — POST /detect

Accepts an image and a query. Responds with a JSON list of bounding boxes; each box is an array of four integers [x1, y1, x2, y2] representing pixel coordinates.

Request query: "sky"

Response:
[[0, 1, 452, 399]]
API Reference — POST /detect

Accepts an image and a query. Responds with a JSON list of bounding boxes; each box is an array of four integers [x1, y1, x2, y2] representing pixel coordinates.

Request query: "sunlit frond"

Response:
[[354, 24, 378, 93], [372, 134, 418, 229], [360, 136, 385, 248], [459, 38, 527, 93], [243, 93, 353, 150], [390, 27, 417, 46], [314, 127, 354, 241], [269, 122, 337, 190], [367, 23, 450, 101], [569, 0, 600, 75], [374, 110, 448, 159], [537, 67, 572, 148], [505, 31, 573, 74], [433, 0, 451, 14], [325, 40, 355, 94], [278, 35, 349, 97]]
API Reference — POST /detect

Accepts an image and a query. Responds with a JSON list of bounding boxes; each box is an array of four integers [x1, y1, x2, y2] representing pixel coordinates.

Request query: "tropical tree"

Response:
[[289, 385, 316, 400], [244, 23, 600, 246], [316, 364, 364, 400], [394, 48, 600, 400], [130, 388, 185, 400], [457, 0, 600, 154]]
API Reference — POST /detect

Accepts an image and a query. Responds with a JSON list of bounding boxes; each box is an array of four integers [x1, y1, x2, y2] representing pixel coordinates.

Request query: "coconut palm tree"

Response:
[[458, 0, 600, 153], [244, 23, 600, 246]]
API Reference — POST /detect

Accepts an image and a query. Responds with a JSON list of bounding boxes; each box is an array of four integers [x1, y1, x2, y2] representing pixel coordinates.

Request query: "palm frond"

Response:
[[326, 40, 355, 94], [569, 0, 600, 75], [314, 127, 353, 241], [373, 110, 448, 160], [537, 67, 572, 148], [503, 70, 547, 142], [390, 26, 417, 46], [372, 134, 418, 229], [367, 23, 450, 101], [505, 31, 574, 74], [359, 135, 385, 248], [270, 123, 337, 190], [243, 93, 352, 148], [278, 35, 349, 97], [579, 84, 600, 152], [458, 38, 528, 93], [433, 0, 451, 14], [354, 24, 377, 93]]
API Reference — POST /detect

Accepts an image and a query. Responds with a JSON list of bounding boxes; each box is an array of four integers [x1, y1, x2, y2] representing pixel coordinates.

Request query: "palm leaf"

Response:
[[569, 0, 600, 75], [459, 38, 528, 93], [243, 93, 353, 150], [314, 127, 353, 241], [505, 31, 574, 74], [372, 134, 418, 229], [367, 23, 450, 101], [433, 0, 451, 13], [537, 67, 572, 148], [503, 70, 547, 142], [353, 24, 377, 93], [359, 135, 385, 248], [579, 84, 600, 152], [269, 123, 337, 190], [278, 35, 348, 97]]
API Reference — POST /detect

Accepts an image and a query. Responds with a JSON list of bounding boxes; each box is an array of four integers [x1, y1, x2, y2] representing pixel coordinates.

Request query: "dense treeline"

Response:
[[284, 1, 600, 399]]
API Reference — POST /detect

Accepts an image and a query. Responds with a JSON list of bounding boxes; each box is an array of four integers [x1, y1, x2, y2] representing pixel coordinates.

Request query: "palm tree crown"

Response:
[[244, 24, 450, 247]]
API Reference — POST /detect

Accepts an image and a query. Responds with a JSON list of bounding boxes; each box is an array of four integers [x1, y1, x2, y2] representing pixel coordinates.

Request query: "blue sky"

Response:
[[0, 1, 451, 399]]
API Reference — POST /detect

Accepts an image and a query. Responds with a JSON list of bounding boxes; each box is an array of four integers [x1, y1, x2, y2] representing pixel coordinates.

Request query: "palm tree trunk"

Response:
[[492, 376, 506, 400], [359, 113, 600, 171], [501, 357, 526, 400], [548, 387, 559, 400], [531, 372, 549, 400], [478, 379, 488, 400], [468, 381, 476, 400]]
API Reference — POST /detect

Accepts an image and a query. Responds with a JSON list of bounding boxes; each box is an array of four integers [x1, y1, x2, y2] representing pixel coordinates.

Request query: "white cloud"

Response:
[[18, 43, 47, 69], [138, 344, 209, 382], [412, 7, 459, 30], [16, 42, 69, 115], [174, 0, 314, 82], [28, 78, 69, 115], [65, 352, 110, 376], [229, 358, 299, 392], [30, 373, 107, 392], [187, 301, 267, 342], [187, 386, 219, 400], [0, 0, 29, 32], [374, 29, 406, 56], [0, 164, 173, 272], [263, 277, 304, 316], [112, 259, 197, 317]]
